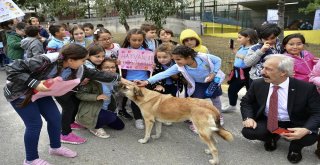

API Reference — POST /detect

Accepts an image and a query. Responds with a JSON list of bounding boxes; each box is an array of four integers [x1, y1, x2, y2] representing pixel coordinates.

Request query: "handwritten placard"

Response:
[[118, 48, 154, 72], [0, 0, 25, 23]]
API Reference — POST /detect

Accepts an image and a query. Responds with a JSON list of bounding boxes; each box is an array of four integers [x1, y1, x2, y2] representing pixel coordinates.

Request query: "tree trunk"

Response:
[[124, 20, 130, 32], [277, 0, 285, 41]]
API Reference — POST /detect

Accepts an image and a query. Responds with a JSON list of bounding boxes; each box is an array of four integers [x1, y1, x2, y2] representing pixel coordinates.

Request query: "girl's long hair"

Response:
[[121, 28, 148, 49], [70, 25, 85, 42], [19, 44, 88, 108]]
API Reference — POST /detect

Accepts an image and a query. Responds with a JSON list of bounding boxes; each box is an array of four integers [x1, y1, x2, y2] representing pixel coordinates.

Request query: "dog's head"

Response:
[[117, 82, 144, 100]]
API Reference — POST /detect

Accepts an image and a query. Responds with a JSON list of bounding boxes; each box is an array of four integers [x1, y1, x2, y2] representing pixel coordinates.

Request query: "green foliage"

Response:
[[92, 0, 109, 18], [113, 0, 189, 29], [299, 0, 320, 14], [16, 0, 87, 18]]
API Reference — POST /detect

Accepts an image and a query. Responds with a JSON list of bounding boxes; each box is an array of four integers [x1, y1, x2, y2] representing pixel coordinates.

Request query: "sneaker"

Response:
[[118, 110, 133, 120], [220, 116, 224, 126], [221, 105, 237, 113], [189, 123, 198, 134], [23, 159, 51, 165], [89, 128, 110, 138], [70, 122, 85, 130], [49, 146, 77, 158], [135, 119, 145, 129], [60, 132, 86, 144]]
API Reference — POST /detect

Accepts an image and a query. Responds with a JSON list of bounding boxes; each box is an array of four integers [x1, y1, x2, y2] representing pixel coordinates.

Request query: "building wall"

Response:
[[58, 16, 202, 35]]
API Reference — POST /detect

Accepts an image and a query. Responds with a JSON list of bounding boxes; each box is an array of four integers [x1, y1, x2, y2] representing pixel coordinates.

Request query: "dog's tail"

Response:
[[216, 127, 234, 142], [207, 115, 233, 142]]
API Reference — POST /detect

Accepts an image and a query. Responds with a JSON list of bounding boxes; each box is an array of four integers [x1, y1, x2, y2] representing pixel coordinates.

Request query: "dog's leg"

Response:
[[198, 131, 219, 165], [151, 121, 162, 139], [205, 136, 217, 154], [138, 118, 154, 144]]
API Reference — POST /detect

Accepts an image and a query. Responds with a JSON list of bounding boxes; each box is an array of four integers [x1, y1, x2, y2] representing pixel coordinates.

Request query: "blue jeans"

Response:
[[10, 96, 61, 161]]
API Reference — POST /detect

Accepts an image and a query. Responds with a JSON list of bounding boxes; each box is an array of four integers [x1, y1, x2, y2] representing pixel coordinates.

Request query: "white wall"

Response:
[[58, 16, 202, 35]]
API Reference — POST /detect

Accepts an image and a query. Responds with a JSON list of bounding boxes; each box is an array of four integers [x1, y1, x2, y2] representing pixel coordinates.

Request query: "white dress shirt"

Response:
[[265, 77, 290, 121]]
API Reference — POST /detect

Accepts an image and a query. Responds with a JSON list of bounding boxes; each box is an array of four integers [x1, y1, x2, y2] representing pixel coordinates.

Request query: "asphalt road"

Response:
[[0, 70, 319, 165]]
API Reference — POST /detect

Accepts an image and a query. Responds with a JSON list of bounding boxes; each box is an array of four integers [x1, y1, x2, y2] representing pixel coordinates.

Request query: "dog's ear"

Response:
[[133, 86, 143, 99]]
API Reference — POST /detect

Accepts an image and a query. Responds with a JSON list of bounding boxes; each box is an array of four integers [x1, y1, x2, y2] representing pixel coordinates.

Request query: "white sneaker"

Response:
[[221, 105, 237, 113], [220, 116, 224, 126], [135, 119, 145, 129]]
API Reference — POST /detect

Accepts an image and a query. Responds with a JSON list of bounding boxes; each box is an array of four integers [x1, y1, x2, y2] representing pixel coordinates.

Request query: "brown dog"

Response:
[[119, 83, 233, 165]]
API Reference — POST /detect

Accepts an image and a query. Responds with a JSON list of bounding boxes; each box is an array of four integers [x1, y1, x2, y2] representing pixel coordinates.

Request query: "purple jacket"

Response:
[[285, 50, 316, 82]]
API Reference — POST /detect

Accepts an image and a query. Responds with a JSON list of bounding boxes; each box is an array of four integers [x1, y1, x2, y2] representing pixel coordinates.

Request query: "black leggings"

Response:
[[55, 91, 80, 135], [122, 97, 142, 120]]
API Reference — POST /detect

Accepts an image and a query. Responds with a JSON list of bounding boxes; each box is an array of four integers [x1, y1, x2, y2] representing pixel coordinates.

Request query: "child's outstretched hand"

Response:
[[135, 80, 148, 87], [204, 73, 215, 83], [80, 78, 90, 86], [97, 94, 108, 100], [35, 80, 51, 92], [154, 85, 165, 92]]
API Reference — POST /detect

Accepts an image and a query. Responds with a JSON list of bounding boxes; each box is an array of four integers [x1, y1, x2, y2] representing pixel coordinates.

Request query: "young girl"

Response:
[[136, 45, 224, 130], [68, 25, 92, 48], [157, 29, 178, 46], [180, 29, 209, 53], [121, 28, 150, 129], [222, 28, 259, 112], [94, 27, 121, 59], [28, 16, 50, 39], [76, 58, 125, 138], [4, 44, 130, 164], [56, 28, 94, 145], [94, 28, 132, 119], [153, 43, 181, 96], [85, 43, 105, 69], [282, 33, 316, 82], [309, 60, 320, 159]]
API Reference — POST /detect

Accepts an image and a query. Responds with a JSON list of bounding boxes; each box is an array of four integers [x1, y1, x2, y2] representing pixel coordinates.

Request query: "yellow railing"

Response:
[[203, 22, 320, 45]]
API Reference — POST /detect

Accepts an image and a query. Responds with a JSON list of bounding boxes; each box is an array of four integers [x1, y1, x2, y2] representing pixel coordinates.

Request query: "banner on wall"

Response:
[[0, 0, 25, 23], [313, 9, 320, 30]]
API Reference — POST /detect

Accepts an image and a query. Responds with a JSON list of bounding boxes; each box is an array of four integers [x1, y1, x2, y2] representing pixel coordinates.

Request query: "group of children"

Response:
[[2, 17, 320, 164]]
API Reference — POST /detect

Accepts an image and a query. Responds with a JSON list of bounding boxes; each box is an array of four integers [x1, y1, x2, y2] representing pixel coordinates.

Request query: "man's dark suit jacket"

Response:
[[240, 78, 320, 133]]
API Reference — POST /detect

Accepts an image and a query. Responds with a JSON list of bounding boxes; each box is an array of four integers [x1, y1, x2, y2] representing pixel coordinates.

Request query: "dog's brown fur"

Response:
[[119, 83, 233, 164]]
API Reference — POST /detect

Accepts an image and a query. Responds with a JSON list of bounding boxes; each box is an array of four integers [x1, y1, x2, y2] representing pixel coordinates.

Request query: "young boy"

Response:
[[83, 23, 94, 42], [244, 23, 282, 81], [21, 25, 45, 58], [179, 29, 209, 53], [6, 22, 26, 60], [140, 23, 158, 51], [47, 25, 66, 53]]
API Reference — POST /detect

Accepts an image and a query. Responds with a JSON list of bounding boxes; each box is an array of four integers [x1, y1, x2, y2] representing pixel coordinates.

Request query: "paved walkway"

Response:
[[0, 71, 319, 165]]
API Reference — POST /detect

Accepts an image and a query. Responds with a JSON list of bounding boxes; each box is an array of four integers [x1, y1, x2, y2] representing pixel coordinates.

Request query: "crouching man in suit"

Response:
[[240, 54, 320, 163]]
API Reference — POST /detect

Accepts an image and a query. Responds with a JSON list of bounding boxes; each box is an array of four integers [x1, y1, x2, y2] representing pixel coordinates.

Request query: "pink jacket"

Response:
[[309, 59, 320, 92], [285, 50, 316, 82]]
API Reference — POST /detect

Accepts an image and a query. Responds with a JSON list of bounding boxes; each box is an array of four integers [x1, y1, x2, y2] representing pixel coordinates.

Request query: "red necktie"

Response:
[[267, 86, 280, 132]]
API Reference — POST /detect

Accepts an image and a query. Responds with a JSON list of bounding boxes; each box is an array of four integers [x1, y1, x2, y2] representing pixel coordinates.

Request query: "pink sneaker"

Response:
[[23, 159, 51, 165], [70, 122, 85, 130], [60, 132, 87, 144], [49, 146, 77, 158]]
